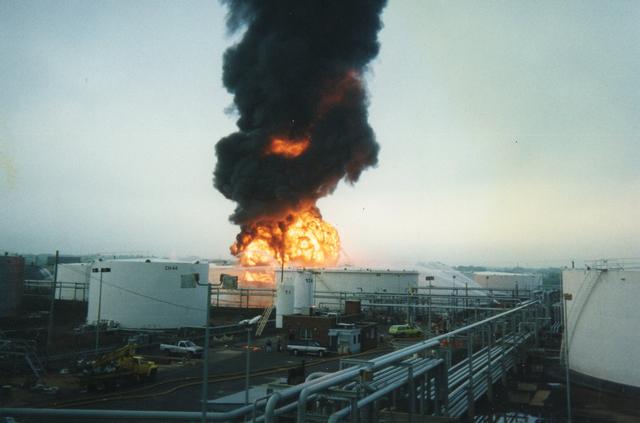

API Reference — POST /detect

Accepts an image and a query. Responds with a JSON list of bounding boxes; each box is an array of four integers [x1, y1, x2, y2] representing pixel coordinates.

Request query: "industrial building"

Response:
[[0, 255, 25, 318], [86, 259, 208, 329], [473, 271, 543, 292], [563, 266, 640, 392], [55, 263, 92, 301]]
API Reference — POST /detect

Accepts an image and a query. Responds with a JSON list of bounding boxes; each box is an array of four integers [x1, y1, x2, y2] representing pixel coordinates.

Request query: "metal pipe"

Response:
[[327, 359, 437, 423], [305, 371, 331, 382], [245, 328, 251, 405], [297, 368, 364, 422], [0, 408, 250, 421], [353, 303, 507, 311], [95, 268, 104, 351], [264, 367, 359, 423]]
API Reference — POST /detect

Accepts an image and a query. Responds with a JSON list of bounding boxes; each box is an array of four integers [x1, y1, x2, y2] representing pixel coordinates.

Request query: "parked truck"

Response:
[[159, 340, 203, 357], [77, 344, 158, 390], [388, 324, 423, 338], [286, 340, 328, 357]]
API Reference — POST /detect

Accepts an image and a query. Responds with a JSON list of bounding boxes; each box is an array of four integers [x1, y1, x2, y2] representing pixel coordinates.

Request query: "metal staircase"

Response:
[[0, 335, 45, 380], [255, 303, 274, 336]]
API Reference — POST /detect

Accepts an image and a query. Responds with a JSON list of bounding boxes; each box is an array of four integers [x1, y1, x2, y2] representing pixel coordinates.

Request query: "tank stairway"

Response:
[[0, 335, 45, 380], [255, 303, 274, 336]]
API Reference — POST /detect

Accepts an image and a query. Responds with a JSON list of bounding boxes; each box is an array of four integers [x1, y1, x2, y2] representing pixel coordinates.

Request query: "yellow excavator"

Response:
[[78, 344, 158, 390]]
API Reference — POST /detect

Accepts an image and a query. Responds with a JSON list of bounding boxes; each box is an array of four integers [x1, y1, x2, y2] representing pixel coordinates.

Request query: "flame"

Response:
[[244, 270, 274, 284], [227, 70, 362, 270], [265, 137, 310, 158], [232, 207, 340, 267]]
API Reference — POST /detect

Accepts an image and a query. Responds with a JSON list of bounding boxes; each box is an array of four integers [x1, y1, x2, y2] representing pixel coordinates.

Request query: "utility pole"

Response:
[[46, 250, 59, 357], [245, 327, 251, 405], [93, 266, 111, 352], [425, 276, 434, 336], [198, 280, 211, 423], [563, 292, 573, 423]]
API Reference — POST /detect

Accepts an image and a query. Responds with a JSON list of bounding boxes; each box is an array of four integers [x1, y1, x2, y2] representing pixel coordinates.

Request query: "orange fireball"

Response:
[[265, 137, 310, 158], [232, 207, 340, 267]]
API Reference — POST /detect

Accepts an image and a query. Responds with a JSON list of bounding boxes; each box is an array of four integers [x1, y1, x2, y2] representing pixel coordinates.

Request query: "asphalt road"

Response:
[[7, 343, 361, 423]]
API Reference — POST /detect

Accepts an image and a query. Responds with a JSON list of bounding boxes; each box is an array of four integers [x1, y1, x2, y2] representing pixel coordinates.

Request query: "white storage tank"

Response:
[[55, 263, 92, 301], [563, 267, 640, 391], [208, 264, 274, 308], [416, 262, 486, 296], [473, 271, 542, 292], [313, 268, 420, 295], [275, 270, 295, 328], [293, 270, 315, 314], [86, 259, 208, 329]]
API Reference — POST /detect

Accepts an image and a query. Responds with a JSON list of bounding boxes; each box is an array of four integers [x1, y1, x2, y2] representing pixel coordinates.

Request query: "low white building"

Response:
[[86, 259, 208, 329]]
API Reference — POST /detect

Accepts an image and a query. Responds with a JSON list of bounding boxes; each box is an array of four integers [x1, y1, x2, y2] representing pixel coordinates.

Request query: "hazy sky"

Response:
[[1, 1, 638, 267]]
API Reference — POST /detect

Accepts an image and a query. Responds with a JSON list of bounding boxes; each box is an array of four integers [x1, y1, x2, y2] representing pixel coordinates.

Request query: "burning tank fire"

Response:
[[265, 137, 311, 159], [231, 206, 340, 267], [214, 0, 387, 275]]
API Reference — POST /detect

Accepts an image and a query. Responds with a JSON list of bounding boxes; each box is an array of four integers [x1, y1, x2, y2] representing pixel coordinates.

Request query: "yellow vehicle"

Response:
[[78, 344, 158, 390], [388, 324, 423, 338]]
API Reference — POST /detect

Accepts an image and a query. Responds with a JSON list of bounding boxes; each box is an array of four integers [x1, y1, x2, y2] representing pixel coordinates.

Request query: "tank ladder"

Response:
[[255, 303, 274, 337]]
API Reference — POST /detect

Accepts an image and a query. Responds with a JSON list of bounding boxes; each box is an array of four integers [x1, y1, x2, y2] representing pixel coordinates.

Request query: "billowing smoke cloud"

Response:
[[214, 0, 386, 227]]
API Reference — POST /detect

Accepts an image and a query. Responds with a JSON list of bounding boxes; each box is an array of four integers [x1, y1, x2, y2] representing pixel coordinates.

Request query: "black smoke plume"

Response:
[[214, 0, 386, 226]]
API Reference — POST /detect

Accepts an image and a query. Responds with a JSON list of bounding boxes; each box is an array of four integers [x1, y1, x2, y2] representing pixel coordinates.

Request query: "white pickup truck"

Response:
[[286, 340, 328, 357], [159, 340, 204, 357]]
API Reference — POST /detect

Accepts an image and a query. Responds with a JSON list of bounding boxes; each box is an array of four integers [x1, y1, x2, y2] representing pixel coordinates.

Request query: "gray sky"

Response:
[[1, 0, 638, 267]]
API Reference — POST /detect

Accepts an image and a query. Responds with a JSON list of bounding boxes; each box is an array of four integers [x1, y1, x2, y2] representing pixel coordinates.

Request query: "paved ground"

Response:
[[4, 339, 383, 422], [96, 346, 341, 412]]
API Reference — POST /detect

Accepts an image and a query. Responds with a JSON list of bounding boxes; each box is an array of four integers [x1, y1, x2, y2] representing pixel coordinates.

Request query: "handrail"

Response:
[[294, 300, 538, 422]]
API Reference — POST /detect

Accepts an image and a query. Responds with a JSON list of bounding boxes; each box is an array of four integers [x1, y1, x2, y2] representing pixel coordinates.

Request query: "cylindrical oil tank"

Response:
[[473, 271, 542, 291], [313, 269, 420, 295], [208, 265, 274, 308], [416, 262, 487, 298], [0, 255, 25, 318], [275, 270, 295, 328], [563, 269, 640, 391], [86, 259, 208, 329], [293, 271, 315, 314], [56, 263, 92, 301]]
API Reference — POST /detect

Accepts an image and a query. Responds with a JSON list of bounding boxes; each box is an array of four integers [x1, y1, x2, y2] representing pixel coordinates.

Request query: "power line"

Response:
[[97, 279, 207, 312], [45, 262, 208, 312]]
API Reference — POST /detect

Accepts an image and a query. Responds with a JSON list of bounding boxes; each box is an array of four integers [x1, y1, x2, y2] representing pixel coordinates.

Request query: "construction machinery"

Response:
[[77, 344, 158, 390]]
